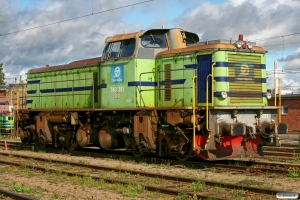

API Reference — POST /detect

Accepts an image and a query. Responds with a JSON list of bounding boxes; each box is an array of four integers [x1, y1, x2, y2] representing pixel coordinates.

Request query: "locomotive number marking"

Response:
[[110, 87, 124, 93]]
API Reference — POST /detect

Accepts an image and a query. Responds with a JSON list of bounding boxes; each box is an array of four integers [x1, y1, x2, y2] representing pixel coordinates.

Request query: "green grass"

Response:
[[288, 167, 300, 178], [108, 183, 145, 197], [11, 184, 32, 193], [228, 189, 248, 199], [189, 180, 205, 192], [236, 179, 264, 186]]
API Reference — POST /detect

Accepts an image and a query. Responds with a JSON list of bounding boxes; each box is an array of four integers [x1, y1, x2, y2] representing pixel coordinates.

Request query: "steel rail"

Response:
[[0, 141, 299, 172], [0, 187, 37, 200], [0, 152, 295, 198], [1, 141, 300, 177], [0, 158, 222, 199]]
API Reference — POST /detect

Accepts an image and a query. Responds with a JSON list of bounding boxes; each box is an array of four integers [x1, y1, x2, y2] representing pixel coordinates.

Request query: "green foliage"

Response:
[[11, 184, 32, 193], [189, 181, 205, 192], [0, 63, 5, 85], [288, 167, 300, 178], [174, 193, 198, 200], [108, 183, 145, 197], [236, 179, 264, 186]]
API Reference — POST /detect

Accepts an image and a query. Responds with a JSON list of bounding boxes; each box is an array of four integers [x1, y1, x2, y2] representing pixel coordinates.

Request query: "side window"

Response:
[[282, 105, 288, 115], [102, 44, 109, 60], [110, 42, 121, 59], [141, 34, 166, 48], [102, 39, 136, 60]]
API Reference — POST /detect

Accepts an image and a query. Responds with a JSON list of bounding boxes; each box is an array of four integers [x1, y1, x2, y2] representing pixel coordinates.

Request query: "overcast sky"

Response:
[[1, 0, 300, 89]]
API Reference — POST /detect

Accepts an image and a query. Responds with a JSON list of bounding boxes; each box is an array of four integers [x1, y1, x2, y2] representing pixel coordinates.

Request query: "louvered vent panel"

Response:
[[164, 64, 171, 101], [228, 54, 263, 103]]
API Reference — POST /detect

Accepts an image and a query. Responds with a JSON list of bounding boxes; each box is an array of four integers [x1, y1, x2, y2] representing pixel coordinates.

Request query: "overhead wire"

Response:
[[252, 32, 300, 42], [0, 0, 153, 37]]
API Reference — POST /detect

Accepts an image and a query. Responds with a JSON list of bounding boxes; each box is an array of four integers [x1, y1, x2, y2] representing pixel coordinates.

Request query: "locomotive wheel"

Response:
[[20, 130, 30, 144], [175, 143, 193, 161]]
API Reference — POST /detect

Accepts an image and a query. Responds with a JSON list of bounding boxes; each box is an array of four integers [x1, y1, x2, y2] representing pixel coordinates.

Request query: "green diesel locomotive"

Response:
[[0, 114, 14, 135], [17, 28, 287, 160]]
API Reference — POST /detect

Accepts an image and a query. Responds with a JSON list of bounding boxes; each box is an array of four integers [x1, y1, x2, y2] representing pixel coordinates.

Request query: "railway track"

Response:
[[0, 151, 295, 199], [1, 140, 300, 178], [0, 187, 37, 200]]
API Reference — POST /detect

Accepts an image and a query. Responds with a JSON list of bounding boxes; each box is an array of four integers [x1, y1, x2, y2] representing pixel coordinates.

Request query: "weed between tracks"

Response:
[[288, 167, 300, 178], [0, 165, 167, 200], [0, 155, 262, 200], [1, 148, 300, 199]]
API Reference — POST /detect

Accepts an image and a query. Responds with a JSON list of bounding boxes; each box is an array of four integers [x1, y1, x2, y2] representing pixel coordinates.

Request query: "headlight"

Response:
[[235, 41, 243, 48], [247, 42, 254, 49], [267, 92, 272, 99], [221, 91, 227, 99]]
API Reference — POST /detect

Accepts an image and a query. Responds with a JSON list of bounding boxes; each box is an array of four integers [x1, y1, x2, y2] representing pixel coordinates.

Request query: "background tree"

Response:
[[0, 63, 6, 85]]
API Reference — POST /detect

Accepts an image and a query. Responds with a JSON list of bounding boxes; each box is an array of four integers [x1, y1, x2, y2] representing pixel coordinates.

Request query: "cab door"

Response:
[[197, 55, 212, 103]]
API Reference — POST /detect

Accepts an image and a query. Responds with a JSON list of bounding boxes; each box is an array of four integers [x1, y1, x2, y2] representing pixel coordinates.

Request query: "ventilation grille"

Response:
[[228, 54, 263, 103], [93, 72, 98, 103], [164, 64, 171, 101]]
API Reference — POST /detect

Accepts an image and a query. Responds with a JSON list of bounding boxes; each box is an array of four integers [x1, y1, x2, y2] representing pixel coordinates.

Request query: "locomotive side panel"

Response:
[[155, 54, 196, 107], [27, 65, 100, 109]]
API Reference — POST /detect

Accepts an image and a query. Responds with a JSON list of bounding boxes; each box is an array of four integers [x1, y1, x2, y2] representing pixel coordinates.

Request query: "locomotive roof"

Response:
[[104, 28, 199, 43], [27, 57, 101, 74], [156, 41, 266, 58]]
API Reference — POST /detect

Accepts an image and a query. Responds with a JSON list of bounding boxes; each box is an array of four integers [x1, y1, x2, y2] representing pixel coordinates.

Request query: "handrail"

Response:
[[10, 90, 12, 117], [274, 77, 281, 107], [206, 74, 212, 132], [274, 77, 281, 122], [205, 62, 215, 132], [192, 76, 197, 150], [138, 68, 196, 107], [212, 63, 215, 106]]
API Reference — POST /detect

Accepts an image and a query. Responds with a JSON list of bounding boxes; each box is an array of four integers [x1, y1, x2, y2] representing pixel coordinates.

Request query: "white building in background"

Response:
[[268, 87, 300, 95]]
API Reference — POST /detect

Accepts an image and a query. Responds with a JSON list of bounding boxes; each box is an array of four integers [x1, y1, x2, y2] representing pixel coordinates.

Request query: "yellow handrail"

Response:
[[211, 62, 215, 106], [205, 62, 215, 132], [274, 77, 281, 122], [192, 76, 197, 150], [274, 77, 281, 107]]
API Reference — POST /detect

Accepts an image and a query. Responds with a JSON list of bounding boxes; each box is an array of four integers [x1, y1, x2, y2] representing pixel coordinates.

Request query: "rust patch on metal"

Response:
[[105, 31, 144, 43], [156, 43, 265, 58]]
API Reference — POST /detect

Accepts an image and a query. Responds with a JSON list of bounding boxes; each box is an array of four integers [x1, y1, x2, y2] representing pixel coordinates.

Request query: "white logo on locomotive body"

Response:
[[111, 65, 124, 83], [114, 67, 121, 77]]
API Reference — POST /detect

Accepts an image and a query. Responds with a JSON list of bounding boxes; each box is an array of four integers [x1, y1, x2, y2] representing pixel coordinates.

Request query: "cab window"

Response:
[[141, 34, 166, 48], [102, 38, 135, 60]]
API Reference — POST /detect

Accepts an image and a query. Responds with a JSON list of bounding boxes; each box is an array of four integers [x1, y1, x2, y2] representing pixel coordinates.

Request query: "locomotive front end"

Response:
[[190, 35, 288, 160]]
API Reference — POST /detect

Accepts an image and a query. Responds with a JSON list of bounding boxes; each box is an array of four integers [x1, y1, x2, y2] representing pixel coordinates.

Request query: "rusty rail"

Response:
[[0, 187, 37, 200], [287, 130, 300, 158]]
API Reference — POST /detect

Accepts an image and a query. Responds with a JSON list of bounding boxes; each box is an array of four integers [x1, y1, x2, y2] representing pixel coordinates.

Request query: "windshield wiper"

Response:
[[150, 33, 155, 43]]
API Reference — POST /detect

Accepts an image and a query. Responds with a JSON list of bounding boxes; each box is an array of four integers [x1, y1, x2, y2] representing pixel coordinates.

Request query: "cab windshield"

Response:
[[102, 38, 135, 60]]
